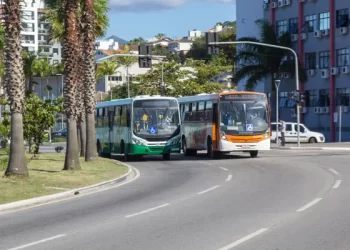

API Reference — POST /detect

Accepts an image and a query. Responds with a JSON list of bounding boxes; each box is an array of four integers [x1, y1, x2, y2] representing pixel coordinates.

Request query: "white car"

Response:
[[270, 122, 325, 143]]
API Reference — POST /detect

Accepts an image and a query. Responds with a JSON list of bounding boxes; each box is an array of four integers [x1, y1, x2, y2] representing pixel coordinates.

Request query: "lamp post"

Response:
[[274, 79, 281, 145]]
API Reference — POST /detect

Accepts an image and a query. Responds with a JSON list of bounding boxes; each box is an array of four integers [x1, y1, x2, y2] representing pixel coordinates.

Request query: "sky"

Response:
[[105, 0, 236, 41]]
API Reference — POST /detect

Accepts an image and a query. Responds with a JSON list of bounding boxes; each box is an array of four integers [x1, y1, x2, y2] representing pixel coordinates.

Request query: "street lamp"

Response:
[[274, 79, 281, 145]]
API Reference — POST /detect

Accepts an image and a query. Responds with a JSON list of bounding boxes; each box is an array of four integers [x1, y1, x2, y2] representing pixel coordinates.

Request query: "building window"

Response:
[[336, 88, 350, 106], [276, 20, 288, 37], [305, 52, 316, 70], [305, 90, 317, 107], [319, 51, 330, 69], [336, 48, 350, 66], [336, 9, 349, 28], [318, 89, 330, 107], [319, 12, 330, 30], [305, 15, 317, 32], [289, 18, 298, 34]]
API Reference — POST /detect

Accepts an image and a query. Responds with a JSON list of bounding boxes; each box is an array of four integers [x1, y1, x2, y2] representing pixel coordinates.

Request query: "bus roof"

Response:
[[177, 91, 266, 103], [96, 95, 178, 108]]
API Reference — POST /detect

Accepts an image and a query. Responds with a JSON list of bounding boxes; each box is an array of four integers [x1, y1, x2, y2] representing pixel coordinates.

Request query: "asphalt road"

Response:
[[1, 149, 350, 250]]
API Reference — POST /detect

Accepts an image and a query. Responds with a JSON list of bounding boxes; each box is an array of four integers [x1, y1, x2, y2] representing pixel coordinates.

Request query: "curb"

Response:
[[0, 161, 137, 214]]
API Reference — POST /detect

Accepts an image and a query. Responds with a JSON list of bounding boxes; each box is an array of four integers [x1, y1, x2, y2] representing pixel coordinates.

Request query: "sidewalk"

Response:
[[271, 142, 350, 151]]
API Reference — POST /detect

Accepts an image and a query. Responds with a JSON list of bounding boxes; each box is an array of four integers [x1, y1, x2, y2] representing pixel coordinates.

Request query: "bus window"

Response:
[[103, 108, 109, 126], [184, 103, 189, 112], [192, 102, 197, 111], [206, 101, 213, 110], [198, 101, 205, 110], [126, 105, 131, 127]]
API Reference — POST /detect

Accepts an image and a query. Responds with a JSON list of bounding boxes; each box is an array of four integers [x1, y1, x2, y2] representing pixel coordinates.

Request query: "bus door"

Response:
[[213, 102, 219, 150], [108, 109, 114, 153]]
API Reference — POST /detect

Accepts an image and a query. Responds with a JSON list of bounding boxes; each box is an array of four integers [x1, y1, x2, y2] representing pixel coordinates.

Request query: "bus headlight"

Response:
[[220, 130, 227, 141], [132, 138, 146, 146], [265, 130, 270, 139]]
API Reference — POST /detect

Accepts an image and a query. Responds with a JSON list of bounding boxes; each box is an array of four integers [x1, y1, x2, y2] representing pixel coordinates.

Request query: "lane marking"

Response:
[[220, 167, 229, 171], [296, 198, 322, 212], [8, 234, 66, 250], [197, 185, 220, 195], [332, 180, 342, 189], [125, 203, 170, 218], [328, 168, 339, 176], [217, 228, 269, 250], [226, 175, 232, 182]]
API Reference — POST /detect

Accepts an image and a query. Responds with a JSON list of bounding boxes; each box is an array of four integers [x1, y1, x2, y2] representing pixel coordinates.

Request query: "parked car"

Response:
[[51, 128, 67, 139], [270, 122, 325, 144]]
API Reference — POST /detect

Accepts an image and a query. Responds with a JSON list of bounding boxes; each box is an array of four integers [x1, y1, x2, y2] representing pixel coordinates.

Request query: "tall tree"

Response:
[[118, 45, 137, 98], [96, 59, 119, 100], [3, 0, 28, 176], [233, 18, 306, 90], [62, 0, 81, 170], [22, 51, 39, 95]]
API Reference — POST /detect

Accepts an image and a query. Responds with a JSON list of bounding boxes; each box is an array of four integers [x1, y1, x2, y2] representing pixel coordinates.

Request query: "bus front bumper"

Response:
[[131, 143, 181, 155], [219, 139, 270, 152]]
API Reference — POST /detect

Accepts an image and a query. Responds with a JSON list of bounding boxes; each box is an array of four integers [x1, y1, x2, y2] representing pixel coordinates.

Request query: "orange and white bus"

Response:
[[178, 91, 270, 158]]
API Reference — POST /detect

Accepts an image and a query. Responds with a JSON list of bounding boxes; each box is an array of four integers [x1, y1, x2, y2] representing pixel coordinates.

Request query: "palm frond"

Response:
[[245, 68, 270, 90], [279, 59, 308, 82], [255, 18, 277, 44], [233, 64, 268, 83]]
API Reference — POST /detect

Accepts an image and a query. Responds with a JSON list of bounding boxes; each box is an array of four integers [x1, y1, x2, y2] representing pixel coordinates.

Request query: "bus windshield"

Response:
[[133, 99, 180, 139], [219, 94, 269, 135]]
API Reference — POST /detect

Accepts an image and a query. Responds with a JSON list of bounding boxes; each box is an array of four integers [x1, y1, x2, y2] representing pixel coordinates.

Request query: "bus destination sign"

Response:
[[220, 94, 266, 100]]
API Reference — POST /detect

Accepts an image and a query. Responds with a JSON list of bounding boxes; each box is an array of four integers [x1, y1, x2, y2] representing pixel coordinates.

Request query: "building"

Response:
[[168, 37, 193, 54], [95, 39, 119, 51], [236, 0, 350, 142], [0, 0, 62, 64], [188, 29, 203, 40]]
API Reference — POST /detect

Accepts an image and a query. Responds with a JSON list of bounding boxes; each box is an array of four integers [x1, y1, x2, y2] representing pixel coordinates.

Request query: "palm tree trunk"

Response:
[[82, 0, 98, 161], [62, 0, 81, 170], [3, 0, 28, 176], [79, 116, 86, 157]]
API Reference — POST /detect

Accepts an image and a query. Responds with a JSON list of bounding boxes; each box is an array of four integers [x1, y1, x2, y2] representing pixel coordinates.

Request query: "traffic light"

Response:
[[205, 32, 220, 55], [300, 91, 306, 103], [138, 44, 152, 68]]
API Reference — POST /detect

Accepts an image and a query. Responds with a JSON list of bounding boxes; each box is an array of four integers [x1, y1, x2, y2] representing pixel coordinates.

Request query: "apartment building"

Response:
[[1, 0, 62, 64], [237, 0, 350, 142]]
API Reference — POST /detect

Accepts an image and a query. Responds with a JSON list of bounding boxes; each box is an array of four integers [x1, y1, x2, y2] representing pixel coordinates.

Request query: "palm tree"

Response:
[[233, 18, 307, 91], [44, 0, 109, 161], [32, 56, 52, 98], [155, 33, 166, 40], [3, 0, 28, 176], [23, 51, 39, 95], [62, 0, 81, 170], [96, 59, 119, 100], [118, 45, 138, 98]]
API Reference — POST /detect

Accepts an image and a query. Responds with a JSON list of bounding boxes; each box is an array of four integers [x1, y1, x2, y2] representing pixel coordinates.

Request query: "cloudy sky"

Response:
[[105, 0, 236, 41]]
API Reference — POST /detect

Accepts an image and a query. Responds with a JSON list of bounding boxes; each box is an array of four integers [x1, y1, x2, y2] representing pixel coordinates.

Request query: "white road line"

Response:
[[332, 180, 342, 189], [217, 228, 269, 250], [197, 185, 220, 195], [220, 167, 229, 171], [125, 203, 170, 218], [7, 234, 66, 250], [226, 175, 232, 182], [296, 198, 322, 212], [329, 168, 339, 176]]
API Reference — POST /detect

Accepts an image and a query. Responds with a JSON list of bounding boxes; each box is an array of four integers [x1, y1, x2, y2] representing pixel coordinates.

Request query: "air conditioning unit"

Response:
[[300, 33, 307, 40], [302, 107, 308, 113], [331, 67, 339, 75], [321, 29, 330, 36], [340, 27, 348, 35], [321, 69, 329, 78], [291, 34, 298, 41], [308, 69, 315, 76], [271, 2, 278, 8], [322, 107, 329, 113], [341, 66, 350, 74], [314, 30, 322, 38], [283, 72, 290, 78], [284, 0, 291, 5], [278, 0, 284, 7]]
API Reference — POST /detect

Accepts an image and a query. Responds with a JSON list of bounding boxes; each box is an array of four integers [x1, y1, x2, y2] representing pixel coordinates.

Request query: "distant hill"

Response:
[[106, 35, 128, 45]]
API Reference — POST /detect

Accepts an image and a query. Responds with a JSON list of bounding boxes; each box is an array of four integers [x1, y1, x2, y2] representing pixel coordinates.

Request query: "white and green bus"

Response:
[[95, 95, 181, 161]]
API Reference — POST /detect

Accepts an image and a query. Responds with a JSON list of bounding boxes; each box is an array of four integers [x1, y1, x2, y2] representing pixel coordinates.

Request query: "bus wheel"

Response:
[[207, 139, 219, 159], [183, 139, 190, 156], [250, 151, 258, 158], [162, 153, 170, 160]]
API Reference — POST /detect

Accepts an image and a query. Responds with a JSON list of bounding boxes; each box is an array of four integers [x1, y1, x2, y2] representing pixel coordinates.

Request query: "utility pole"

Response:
[[274, 80, 281, 145], [207, 38, 301, 147]]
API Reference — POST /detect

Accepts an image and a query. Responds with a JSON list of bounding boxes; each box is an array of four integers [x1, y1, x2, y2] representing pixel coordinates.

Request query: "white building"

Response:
[[94, 39, 119, 51], [188, 29, 202, 40], [168, 38, 193, 54], [235, 0, 264, 91]]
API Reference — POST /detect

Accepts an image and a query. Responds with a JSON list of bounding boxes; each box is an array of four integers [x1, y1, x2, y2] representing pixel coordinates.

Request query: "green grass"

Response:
[[0, 153, 128, 205]]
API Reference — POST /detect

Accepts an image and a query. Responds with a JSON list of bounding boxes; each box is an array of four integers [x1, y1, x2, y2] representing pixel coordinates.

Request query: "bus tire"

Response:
[[250, 151, 258, 158], [182, 138, 190, 156], [207, 138, 219, 159], [162, 153, 170, 160]]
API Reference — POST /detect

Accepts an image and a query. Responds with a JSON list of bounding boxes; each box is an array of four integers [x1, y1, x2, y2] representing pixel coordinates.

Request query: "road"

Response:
[[1, 149, 350, 250]]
